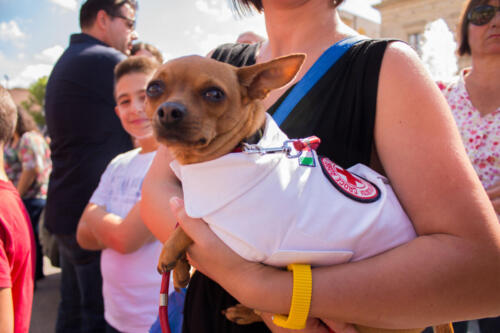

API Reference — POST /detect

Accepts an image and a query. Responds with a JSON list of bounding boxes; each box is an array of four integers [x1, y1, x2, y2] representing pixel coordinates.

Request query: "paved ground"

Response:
[[30, 256, 61, 333]]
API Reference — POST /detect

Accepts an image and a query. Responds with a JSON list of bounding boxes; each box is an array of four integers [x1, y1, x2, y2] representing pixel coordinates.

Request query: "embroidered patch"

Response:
[[319, 156, 380, 203]]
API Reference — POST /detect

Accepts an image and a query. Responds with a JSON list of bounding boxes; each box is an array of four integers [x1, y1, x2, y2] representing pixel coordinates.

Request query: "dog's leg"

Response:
[[173, 253, 191, 291], [433, 323, 454, 333], [223, 304, 263, 325], [157, 227, 193, 273]]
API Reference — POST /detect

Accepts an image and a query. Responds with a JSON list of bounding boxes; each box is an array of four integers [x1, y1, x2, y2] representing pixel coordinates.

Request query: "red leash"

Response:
[[161, 222, 181, 333], [159, 271, 171, 333]]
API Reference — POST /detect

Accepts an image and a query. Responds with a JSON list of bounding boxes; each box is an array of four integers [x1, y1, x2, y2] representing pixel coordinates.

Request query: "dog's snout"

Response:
[[156, 102, 187, 125]]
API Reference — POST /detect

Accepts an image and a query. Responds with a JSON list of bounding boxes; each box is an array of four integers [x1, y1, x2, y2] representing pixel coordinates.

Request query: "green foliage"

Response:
[[20, 76, 48, 127]]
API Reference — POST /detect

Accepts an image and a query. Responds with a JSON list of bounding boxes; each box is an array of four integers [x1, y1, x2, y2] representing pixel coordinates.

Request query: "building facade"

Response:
[[375, 0, 470, 68], [339, 0, 381, 38]]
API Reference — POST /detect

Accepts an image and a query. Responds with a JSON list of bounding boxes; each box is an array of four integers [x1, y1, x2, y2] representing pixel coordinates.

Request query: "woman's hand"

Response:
[[261, 314, 337, 333], [169, 196, 293, 315], [170, 197, 355, 333], [169, 197, 249, 278], [486, 180, 500, 215]]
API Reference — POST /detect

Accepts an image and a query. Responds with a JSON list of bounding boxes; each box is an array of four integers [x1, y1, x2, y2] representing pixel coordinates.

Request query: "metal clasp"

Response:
[[242, 140, 303, 159]]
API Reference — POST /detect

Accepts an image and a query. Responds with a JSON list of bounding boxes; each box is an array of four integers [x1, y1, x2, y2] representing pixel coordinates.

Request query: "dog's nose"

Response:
[[156, 102, 187, 125]]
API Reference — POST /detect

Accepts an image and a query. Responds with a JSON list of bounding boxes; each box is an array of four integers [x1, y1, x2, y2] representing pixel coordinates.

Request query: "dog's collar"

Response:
[[232, 127, 264, 153]]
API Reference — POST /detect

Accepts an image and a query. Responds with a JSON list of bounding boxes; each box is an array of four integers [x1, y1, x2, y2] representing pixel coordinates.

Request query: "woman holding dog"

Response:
[[141, 0, 500, 332]]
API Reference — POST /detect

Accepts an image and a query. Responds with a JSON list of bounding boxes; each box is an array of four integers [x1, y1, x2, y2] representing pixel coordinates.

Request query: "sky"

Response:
[[0, 0, 380, 89]]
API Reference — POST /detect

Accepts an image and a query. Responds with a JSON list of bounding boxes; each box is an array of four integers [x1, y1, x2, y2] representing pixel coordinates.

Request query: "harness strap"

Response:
[[272, 36, 366, 126]]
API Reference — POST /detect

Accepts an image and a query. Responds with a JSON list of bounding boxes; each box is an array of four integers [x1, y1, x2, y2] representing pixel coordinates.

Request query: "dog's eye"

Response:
[[146, 81, 165, 98], [203, 88, 225, 102]]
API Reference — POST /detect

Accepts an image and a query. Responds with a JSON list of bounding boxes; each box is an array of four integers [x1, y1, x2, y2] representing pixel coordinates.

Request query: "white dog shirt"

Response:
[[170, 114, 416, 267]]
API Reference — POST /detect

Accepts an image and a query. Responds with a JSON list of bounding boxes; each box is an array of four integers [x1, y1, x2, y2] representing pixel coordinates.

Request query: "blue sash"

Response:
[[272, 36, 367, 126]]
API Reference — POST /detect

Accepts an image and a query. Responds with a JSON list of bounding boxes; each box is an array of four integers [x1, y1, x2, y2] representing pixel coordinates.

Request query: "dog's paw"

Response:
[[222, 304, 263, 325], [173, 255, 191, 290], [157, 246, 182, 274], [157, 259, 177, 274]]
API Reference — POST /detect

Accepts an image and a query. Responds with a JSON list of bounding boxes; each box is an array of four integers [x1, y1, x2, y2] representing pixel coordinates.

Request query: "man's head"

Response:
[[0, 86, 17, 146], [114, 56, 159, 140], [80, 0, 138, 55], [131, 42, 164, 64]]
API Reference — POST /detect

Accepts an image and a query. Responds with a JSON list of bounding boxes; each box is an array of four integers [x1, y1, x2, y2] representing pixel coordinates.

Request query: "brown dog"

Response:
[[144, 55, 453, 333]]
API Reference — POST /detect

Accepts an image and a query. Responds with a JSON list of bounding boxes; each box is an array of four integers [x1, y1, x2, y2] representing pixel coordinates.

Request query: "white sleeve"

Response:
[[88, 161, 114, 208]]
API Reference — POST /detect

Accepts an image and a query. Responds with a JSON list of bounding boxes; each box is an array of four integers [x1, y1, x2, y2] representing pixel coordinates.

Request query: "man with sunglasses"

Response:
[[44, 1, 138, 332], [438, 1, 500, 330]]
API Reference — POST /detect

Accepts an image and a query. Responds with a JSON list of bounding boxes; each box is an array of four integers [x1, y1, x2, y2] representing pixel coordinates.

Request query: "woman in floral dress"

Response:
[[4, 107, 52, 281], [439, 0, 500, 332]]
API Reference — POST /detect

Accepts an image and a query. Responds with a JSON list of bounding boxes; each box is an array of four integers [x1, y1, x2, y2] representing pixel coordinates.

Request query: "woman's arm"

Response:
[[140, 145, 183, 243], [15, 167, 36, 197], [77, 202, 154, 254], [173, 42, 500, 329]]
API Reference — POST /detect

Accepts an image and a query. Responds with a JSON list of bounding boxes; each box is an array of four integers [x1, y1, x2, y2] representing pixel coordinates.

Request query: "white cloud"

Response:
[[48, 0, 78, 11], [0, 20, 26, 41], [195, 0, 233, 22], [35, 45, 64, 63], [181, 25, 230, 56], [9, 64, 53, 88]]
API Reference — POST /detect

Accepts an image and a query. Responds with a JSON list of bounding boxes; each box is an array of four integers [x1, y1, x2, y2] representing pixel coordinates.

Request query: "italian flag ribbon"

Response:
[[293, 136, 321, 167]]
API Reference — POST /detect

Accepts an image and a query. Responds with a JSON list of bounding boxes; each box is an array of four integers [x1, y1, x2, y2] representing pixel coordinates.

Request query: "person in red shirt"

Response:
[[0, 85, 35, 333]]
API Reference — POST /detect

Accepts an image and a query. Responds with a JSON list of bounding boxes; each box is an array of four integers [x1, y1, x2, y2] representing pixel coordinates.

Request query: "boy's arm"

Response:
[[0, 287, 13, 333], [76, 215, 105, 251], [77, 202, 154, 254]]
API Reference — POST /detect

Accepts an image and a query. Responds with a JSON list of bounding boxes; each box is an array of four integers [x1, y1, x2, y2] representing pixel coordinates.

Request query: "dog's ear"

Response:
[[237, 54, 305, 100]]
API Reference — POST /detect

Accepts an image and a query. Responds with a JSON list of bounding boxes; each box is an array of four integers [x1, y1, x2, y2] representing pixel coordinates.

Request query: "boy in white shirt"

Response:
[[76, 56, 184, 333]]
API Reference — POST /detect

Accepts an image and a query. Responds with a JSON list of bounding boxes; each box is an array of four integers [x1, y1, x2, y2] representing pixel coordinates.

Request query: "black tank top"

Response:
[[182, 39, 391, 333]]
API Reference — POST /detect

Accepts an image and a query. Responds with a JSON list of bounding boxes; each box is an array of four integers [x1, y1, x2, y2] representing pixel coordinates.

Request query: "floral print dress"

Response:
[[439, 69, 500, 190], [4, 131, 52, 199]]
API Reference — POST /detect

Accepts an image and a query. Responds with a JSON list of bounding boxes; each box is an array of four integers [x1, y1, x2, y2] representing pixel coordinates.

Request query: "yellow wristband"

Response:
[[272, 263, 312, 330]]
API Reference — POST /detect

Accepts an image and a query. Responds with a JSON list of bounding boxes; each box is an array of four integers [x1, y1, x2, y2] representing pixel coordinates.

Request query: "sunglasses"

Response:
[[468, 4, 500, 26], [110, 13, 136, 30]]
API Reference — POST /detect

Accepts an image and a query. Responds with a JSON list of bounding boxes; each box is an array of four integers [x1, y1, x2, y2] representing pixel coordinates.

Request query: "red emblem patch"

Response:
[[319, 157, 380, 203]]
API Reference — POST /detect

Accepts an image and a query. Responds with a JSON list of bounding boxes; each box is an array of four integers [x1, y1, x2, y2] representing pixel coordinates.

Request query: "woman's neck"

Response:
[[260, 1, 355, 60], [258, 0, 357, 109], [9, 132, 19, 147], [467, 55, 500, 90], [464, 55, 500, 115]]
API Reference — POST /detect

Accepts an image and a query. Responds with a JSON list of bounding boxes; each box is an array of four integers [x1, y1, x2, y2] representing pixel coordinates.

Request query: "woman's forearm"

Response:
[[309, 234, 500, 328], [189, 229, 500, 329], [16, 168, 36, 197], [140, 145, 183, 243], [173, 196, 500, 329]]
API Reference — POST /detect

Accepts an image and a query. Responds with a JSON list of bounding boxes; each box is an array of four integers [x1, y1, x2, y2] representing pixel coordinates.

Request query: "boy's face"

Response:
[[115, 71, 154, 140]]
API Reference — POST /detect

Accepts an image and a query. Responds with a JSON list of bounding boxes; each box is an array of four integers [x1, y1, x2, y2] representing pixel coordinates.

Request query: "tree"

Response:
[[20, 76, 48, 127]]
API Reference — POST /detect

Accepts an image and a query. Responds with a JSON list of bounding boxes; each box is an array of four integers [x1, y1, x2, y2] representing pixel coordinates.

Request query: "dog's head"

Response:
[[145, 54, 305, 164]]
